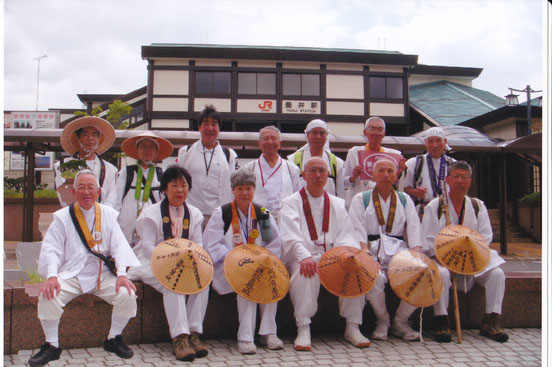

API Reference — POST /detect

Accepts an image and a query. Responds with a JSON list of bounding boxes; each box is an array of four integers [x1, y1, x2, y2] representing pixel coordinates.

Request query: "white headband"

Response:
[[305, 119, 329, 134]]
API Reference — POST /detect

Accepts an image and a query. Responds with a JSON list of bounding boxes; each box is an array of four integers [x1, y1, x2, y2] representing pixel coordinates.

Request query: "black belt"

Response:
[[368, 234, 404, 242]]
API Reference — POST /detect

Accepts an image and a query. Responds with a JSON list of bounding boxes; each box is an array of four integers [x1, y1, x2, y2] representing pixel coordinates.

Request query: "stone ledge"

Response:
[[4, 274, 541, 354]]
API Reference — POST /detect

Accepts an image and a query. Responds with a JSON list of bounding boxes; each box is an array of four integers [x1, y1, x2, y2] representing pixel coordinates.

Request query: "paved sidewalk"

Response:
[[6, 328, 541, 367]]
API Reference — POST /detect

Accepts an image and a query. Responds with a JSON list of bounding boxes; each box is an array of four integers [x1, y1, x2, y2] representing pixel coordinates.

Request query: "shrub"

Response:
[[518, 192, 541, 206]]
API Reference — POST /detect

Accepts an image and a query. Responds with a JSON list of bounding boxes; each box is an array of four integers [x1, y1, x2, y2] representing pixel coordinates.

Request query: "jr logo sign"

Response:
[[258, 101, 273, 111]]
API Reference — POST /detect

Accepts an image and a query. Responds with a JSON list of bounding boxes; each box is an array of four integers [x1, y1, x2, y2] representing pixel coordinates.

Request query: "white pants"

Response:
[[434, 266, 505, 315], [38, 275, 137, 321], [365, 270, 418, 321], [288, 260, 365, 327], [236, 295, 278, 342], [142, 274, 209, 339]]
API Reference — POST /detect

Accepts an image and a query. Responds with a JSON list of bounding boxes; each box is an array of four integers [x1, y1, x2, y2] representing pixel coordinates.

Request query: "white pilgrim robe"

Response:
[[177, 141, 237, 216], [114, 164, 163, 243], [343, 145, 401, 208], [287, 146, 345, 198], [203, 204, 282, 342], [279, 190, 365, 326], [242, 155, 301, 219], [422, 195, 505, 315], [404, 153, 456, 205], [129, 201, 208, 337], [54, 155, 118, 208]]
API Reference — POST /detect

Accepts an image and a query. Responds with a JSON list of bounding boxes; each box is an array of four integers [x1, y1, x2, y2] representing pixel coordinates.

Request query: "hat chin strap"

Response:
[[77, 139, 98, 159]]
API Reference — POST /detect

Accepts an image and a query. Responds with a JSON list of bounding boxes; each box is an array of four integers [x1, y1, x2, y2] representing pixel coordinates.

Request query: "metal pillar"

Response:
[[499, 152, 508, 255], [22, 142, 36, 242]]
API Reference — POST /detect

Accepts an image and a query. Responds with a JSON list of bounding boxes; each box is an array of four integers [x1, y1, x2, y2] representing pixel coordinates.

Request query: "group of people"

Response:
[[29, 105, 508, 367]]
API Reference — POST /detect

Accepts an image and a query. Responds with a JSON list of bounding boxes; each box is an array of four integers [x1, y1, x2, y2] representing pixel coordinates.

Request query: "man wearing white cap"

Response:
[[343, 117, 403, 209], [54, 116, 118, 208], [404, 127, 456, 217], [287, 119, 344, 198], [280, 157, 370, 351]]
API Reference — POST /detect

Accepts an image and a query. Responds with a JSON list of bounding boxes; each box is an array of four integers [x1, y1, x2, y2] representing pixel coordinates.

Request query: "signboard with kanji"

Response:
[[282, 100, 321, 114], [7, 111, 59, 129], [358, 151, 403, 180]]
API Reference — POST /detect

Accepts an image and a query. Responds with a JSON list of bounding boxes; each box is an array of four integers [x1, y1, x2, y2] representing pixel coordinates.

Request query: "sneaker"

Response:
[[172, 334, 195, 361], [28, 343, 62, 367], [391, 318, 420, 341], [190, 332, 209, 358], [344, 324, 371, 348], [237, 340, 257, 354], [480, 313, 509, 343], [371, 319, 389, 341], [103, 335, 134, 359], [433, 315, 452, 343], [294, 325, 311, 351], [260, 334, 284, 350]]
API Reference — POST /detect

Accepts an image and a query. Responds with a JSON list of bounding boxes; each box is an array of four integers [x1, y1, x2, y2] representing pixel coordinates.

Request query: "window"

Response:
[[238, 73, 276, 95], [533, 165, 540, 193], [195, 72, 231, 95], [369, 76, 404, 99], [283, 74, 320, 96]]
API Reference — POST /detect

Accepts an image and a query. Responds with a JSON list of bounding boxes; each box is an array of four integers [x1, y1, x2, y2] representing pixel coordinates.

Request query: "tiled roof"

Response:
[[409, 81, 505, 126], [521, 96, 542, 107]]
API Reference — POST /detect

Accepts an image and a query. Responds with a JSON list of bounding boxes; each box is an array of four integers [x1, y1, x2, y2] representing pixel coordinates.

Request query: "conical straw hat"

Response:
[[434, 224, 490, 275], [388, 250, 443, 308], [318, 246, 379, 298], [151, 238, 214, 295], [121, 131, 173, 161], [60, 116, 115, 155], [223, 244, 289, 304]]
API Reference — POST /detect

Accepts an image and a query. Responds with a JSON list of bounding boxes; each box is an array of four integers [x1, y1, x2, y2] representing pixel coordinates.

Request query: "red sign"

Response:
[[358, 151, 403, 180]]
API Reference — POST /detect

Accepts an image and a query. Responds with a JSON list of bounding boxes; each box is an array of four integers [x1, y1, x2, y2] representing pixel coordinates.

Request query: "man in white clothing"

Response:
[[348, 159, 423, 342], [404, 127, 456, 217], [344, 117, 404, 208], [54, 116, 118, 208], [280, 157, 370, 350], [243, 126, 301, 221], [29, 170, 141, 367], [287, 119, 344, 198], [422, 161, 508, 343], [177, 105, 237, 224]]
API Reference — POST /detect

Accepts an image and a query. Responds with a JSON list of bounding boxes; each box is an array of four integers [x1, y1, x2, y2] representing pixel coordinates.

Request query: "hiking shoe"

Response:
[[190, 332, 208, 358], [28, 343, 62, 367], [103, 335, 133, 359], [172, 334, 195, 361], [480, 313, 509, 343], [434, 315, 452, 343]]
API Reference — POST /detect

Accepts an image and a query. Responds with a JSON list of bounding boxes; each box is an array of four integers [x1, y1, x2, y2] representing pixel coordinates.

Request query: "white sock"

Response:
[[40, 319, 60, 347], [108, 314, 130, 340]]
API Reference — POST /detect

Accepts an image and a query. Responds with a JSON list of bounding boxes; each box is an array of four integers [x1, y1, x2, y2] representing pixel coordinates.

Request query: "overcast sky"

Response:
[[3, 0, 547, 111]]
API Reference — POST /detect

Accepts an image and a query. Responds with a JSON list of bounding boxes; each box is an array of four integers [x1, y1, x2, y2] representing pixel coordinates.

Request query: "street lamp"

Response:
[[505, 85, 542, 135], [32, 55, 47, 111]]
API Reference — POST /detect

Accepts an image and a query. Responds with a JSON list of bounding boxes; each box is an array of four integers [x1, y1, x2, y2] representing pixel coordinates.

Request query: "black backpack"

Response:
[[122, 165, 163, 203]]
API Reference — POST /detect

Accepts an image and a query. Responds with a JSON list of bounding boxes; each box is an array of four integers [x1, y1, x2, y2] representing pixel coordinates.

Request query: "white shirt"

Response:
[[287, 146, 345, 198], [343, 145, 401, 209], [177, 140, 237, 216], [404, 153, 456, 203], [279, 190, 358, 265], [38, 204, 140, 293], [243, 155, 301, 215], [54, 155, 118, 209]]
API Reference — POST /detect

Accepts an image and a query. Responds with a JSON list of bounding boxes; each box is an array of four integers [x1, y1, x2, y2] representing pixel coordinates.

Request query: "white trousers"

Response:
[[236, 295, 278, 342], [37, 275, 137, 320], [288, 260, 365, 327], [433, 265, 505, 315], [142, 274, 209, 339], [365, 270, 418, 321]]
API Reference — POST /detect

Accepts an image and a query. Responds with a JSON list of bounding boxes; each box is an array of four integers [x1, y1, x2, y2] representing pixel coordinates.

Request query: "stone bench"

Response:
[[4, 272, 541, 354]]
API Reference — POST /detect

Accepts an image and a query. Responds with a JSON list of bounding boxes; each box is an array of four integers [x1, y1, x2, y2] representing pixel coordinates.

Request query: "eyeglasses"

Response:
[[76, 185, 98, 192], [306, 168, 328, 174], [367, 126, 385, 133], [450, 174, 470, 180]]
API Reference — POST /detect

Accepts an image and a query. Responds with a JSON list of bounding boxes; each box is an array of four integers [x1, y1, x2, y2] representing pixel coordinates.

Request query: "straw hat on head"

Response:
[[121, 131, 173, 161], [318, 246, 378, 298], [151, 238, 214, 295], [434, 225, 490, 275], [223, 244, 289, 304], [60, 116, 116, 155], [388, 250, 443, 308]]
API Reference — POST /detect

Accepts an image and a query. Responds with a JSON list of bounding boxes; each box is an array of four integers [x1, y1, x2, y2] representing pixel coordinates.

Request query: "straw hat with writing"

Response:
[[121, 131, 173, 161], [151, 238, 214, 295], [388, 250, 443, 308], [318, 246, 378, 298], [434, 225, 490, 275], [60, 116, 116, 155], [223, 244, 289, 304]]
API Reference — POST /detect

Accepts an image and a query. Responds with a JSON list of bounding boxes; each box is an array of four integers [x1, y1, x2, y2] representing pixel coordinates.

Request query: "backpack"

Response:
[[294, 150, 338, 183], [437, 196, 480, 220], [122, 165, 163, 203], [363, 189, 407, 209], [180, 145, 231, 163], [221, 202, 264, 234]]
